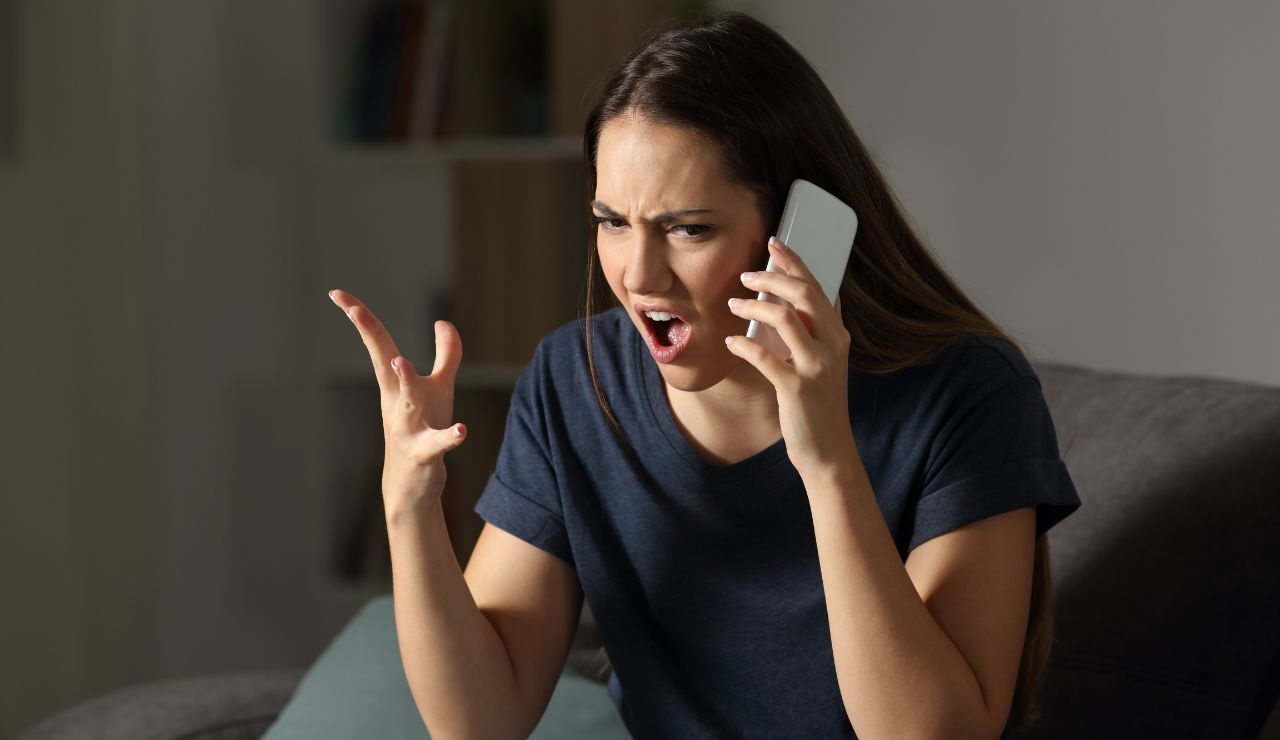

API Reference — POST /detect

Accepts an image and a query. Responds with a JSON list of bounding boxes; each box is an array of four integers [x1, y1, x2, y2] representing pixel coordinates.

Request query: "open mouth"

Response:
[[644, 314, 687, 347], [637, 308, 692, 363]]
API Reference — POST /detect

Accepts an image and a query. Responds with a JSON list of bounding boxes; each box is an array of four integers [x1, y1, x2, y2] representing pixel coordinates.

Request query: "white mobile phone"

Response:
[[745, 179, 858, 360]]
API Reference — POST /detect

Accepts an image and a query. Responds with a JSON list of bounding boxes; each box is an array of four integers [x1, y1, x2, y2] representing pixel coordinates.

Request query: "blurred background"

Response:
[[1, 0, 1276, 735]]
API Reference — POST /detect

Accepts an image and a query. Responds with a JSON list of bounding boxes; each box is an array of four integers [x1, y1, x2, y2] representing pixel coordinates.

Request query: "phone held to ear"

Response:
[[745, 178, 858, 361]]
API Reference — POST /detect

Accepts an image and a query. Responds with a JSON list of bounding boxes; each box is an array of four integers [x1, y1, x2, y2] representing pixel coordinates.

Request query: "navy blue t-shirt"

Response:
[[474, 306, 1081, 739]]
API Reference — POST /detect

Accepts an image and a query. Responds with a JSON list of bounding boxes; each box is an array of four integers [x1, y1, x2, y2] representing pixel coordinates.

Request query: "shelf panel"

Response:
[[0, 0, 16, 165], [316, 136, 583, 169], [327, 361, 527, 391], [454, 362, 527, 390]]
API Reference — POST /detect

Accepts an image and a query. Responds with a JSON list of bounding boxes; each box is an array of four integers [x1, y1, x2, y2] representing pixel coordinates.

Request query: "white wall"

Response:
[[722, 0, 1280, 385]]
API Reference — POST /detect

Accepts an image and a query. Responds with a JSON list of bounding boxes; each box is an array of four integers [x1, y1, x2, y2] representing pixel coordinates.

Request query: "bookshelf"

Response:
[[0, 0, 16, 167], [318, 0, 707, 582], [316, 136, 581, 168]]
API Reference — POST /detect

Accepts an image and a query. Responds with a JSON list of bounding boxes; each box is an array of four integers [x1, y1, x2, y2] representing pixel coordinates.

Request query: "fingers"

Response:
[[728, 296, 816, 366], [389, 355, 422, 434], [740, 237, 840, 343], [749, 238, 831, 309], [389, 353, 467, 460], [416, 424, 469, 464], [330, 289, 404, 395], [767, 236, 822, 285], [395, 422, 469, 467], [741, 270, 825, 321], [429, 320, 463, 384], [397, 414, 468, 466], [724, 332, 794, 391]]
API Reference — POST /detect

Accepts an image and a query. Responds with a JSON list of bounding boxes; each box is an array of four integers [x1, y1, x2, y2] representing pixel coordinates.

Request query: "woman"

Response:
[[330, 11, 1081, 739]]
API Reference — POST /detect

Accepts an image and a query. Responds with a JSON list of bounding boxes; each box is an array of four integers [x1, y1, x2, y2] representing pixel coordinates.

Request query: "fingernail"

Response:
[[769, 236, 787, 251], [740, 271, 756, 283], [391, 357, 400, 373], [328, 290, 337, 304], [454, 424, 466, 437], [728, 297, 742, 309], [724, 335, 734, 346]]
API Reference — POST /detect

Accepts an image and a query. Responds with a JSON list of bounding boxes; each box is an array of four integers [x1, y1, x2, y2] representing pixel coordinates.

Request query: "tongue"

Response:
[[656, 318, 688, 347]]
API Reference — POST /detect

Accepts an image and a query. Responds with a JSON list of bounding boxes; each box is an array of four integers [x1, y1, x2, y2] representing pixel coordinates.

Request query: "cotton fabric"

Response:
[[475, 306, 1081, 738]]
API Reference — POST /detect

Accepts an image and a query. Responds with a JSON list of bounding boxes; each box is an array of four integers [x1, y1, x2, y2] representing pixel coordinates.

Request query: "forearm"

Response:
[[803, 457, 993, 740], [385, 500, 523, 739]]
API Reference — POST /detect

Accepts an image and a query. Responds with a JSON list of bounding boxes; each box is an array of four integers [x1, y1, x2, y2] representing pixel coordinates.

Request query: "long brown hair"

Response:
[[578, 10, 1054, 732]]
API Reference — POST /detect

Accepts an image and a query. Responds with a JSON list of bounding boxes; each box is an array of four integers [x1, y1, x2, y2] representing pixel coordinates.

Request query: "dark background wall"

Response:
[[2, 1, 1275, 735]]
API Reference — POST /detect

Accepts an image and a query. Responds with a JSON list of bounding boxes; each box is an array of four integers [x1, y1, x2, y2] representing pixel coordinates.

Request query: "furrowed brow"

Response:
[[590, 200, 713, 226]]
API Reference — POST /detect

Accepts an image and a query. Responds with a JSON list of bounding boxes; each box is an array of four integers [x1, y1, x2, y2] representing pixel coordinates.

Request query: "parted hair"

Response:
[[576, 10, 1055, 732]]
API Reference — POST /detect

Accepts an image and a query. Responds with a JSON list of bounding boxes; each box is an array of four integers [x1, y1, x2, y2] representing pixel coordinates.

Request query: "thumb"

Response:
[[426, 422, 467, 459], [430, 320, 463, 383]]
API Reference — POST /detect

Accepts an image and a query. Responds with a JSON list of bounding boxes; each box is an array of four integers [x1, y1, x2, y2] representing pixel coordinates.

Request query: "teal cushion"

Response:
[[263, 593, 629, 739]]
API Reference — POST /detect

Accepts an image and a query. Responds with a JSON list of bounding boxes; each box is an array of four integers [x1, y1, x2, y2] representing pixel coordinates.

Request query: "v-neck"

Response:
[[631, 324, 793, 485]]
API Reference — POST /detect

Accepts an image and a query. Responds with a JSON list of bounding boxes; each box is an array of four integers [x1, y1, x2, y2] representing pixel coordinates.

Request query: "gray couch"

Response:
[[21, 360, 1280, 739]]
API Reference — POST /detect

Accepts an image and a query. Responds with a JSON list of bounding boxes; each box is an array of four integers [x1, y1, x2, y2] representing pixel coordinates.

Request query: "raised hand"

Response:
[[723, 236, 856, 478], [330, 289, 467, 519]]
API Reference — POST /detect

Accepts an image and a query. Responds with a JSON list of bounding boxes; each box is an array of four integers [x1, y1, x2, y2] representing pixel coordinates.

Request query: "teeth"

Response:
[[644, 310, 675, 322]]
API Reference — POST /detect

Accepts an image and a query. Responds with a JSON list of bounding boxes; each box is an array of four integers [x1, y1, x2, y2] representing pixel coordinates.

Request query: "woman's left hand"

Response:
[[725, 236, 857, 478]]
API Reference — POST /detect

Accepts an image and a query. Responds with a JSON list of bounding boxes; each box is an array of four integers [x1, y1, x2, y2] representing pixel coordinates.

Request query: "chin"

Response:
[[653, 362, 719, 393], [649, 345, 746, 393]]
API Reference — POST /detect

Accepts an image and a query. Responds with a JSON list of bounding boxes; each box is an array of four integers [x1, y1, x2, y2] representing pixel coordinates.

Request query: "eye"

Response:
[[671, 224, 712, 239], [591, 214, 711, 239], [591, 214, 626, 232]]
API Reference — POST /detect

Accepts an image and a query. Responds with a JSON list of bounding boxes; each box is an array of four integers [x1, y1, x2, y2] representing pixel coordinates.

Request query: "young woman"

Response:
[[329, 11, 1081, 740]]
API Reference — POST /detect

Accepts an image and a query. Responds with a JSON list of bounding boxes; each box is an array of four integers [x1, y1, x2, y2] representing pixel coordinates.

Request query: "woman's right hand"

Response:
[[329, 289, 467, 519]]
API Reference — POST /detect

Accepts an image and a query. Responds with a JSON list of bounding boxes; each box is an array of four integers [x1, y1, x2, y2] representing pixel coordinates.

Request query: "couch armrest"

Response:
[[19, 667, 307, 740]]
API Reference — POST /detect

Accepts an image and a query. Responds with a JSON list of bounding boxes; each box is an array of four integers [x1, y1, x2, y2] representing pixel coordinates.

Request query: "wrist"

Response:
[[795, 426, 860, 479], [384, 494, 445, 531], [799, 444, 868, 501]]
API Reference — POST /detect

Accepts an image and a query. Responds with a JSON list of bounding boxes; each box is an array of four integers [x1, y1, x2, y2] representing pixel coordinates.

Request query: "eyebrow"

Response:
[[590, 200, 714, 226]]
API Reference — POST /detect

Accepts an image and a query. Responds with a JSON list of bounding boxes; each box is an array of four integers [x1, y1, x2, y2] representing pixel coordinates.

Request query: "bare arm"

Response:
[[330, 289, 581, 738], [386, 501, 525, 739], [388, 507, 584, 739]]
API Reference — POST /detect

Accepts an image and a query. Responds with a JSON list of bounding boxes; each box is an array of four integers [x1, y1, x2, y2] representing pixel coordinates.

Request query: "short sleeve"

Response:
[[473, 350, 575, 567], [907, 376, 1081, 554]]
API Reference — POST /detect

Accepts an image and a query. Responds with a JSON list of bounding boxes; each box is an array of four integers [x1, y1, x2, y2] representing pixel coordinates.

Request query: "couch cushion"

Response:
[[19, 667, 305, 740], [1022, 362, 1280, 738], [261, 593, 629, 739]]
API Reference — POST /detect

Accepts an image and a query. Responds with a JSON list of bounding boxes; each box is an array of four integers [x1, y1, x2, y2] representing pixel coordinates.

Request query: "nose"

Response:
[[621, 227, 671, 296]]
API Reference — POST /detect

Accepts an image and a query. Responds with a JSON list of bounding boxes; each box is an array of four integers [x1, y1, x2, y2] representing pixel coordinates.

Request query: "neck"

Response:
[[664, 359, 780, 435]]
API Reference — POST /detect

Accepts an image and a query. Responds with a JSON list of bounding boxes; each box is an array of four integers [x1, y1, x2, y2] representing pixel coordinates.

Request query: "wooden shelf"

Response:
[[327, 361, 528, 391], [454, 361, 527, 390], [316, 0, 698, 578], [315, 136, 582, 170], [0, 0, 16, 166]]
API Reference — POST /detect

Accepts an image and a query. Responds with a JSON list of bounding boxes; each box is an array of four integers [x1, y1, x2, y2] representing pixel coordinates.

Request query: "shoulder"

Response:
[[967, 334, 1039, 383], [530, 306, 630, 366], [889, 333, 1043, 417], [936, 333, 1040, 390], [520, 307, 632, 394]]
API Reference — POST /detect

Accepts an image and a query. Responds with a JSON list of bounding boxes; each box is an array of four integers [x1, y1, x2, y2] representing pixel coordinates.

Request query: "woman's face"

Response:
[[593, 114, 770, 393]]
